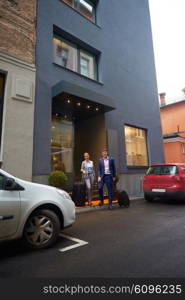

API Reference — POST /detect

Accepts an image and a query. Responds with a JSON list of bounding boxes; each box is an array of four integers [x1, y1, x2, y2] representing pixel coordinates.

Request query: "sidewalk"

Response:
[[75, 196, 144, 214]]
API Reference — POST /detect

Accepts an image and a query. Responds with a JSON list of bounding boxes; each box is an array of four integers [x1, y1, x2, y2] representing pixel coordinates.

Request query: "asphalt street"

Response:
[[1, 199, 185, 278]]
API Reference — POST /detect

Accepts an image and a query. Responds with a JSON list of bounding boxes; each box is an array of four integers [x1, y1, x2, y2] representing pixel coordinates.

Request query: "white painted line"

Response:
[[59, 233, 88, 253]]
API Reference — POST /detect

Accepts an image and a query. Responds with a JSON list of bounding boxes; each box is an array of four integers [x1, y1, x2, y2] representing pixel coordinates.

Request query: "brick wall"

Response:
[[0, 0, 37, 64]]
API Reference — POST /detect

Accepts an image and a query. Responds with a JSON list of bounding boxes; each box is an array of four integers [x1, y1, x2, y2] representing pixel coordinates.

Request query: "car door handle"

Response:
[[0, 215, 14, 220]]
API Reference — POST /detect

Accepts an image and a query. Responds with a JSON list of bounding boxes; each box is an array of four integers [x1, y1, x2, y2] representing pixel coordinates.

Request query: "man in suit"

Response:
[[98, 149, 116, 210]]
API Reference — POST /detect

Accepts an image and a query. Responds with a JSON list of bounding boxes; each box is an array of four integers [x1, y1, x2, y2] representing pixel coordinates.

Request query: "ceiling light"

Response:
[[77, 102, 81, 106], [87, 105, 90, 109], [95, 107, 99, 111], [67, 99, 71, 103]]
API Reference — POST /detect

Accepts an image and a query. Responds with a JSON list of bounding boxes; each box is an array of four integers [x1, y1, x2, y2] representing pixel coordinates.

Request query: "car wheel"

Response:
[[144, 193, 153, 202], [23, 209, 60, 250]]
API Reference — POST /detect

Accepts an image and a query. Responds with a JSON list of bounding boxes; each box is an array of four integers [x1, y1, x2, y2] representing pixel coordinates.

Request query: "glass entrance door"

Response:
[[51, 116, 74, 174]]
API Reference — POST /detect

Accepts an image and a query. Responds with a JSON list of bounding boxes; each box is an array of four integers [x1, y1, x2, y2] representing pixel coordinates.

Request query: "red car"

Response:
[[143, 163, 185, 202]]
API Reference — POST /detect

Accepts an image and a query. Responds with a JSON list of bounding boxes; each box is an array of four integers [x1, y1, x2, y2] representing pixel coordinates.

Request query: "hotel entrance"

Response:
[[51, 90, 114, 191]]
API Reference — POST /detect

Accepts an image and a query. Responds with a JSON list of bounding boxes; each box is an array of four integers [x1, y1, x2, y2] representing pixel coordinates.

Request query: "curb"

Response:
[[75, 197, 144, 214]]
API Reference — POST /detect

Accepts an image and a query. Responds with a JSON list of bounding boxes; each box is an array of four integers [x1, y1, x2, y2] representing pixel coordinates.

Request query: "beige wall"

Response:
[[0, 52, 35, 181], [0, 0, 36, 180]]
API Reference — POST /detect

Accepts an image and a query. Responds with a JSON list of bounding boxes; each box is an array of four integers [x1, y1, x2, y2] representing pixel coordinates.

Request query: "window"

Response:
[[181, 143, 185, 154], [62, 0, 96, 22], [80, 49, 96, 79], [53, 37, 97, 80], [146, 165, 178, 175], [80, 56, 89, 76], [124, 125, 148, 166], [79, 0, 95, 22], [53, 38, 77, 71], [51, 116, 74, 173]]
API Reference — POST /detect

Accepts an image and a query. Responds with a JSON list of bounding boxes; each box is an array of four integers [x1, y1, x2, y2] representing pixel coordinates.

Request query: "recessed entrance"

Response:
[[0, 73, 5, 154], [51, 91, 113, 190]]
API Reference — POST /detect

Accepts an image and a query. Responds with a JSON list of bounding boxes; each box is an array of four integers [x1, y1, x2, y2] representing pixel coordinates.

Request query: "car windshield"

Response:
[[146, 165, 178, 175]]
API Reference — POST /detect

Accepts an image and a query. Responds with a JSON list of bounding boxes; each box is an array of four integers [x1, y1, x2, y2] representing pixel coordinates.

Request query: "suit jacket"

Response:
[[98, 157, 116, 178]]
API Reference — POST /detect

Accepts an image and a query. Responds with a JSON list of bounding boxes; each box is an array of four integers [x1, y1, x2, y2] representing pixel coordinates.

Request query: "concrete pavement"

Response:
[[75, 196, 143, 214], [1, 198, 185, 278]]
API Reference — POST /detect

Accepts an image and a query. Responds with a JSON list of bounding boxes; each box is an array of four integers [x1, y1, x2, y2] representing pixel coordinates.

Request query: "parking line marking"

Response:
[[59, 233, 88, 253]]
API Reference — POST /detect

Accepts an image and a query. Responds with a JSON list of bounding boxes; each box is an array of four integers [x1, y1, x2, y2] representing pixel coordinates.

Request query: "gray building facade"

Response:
[[33, 0, 164, 195]]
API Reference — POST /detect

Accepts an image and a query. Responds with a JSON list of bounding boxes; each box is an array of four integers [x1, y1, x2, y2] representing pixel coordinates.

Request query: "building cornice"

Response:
[[0, 51, 36, 72], [164, 137, 185, 143]]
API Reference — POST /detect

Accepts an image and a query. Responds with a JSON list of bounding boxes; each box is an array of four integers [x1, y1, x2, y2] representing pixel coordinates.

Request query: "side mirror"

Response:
[[5, 178, 16, 190]]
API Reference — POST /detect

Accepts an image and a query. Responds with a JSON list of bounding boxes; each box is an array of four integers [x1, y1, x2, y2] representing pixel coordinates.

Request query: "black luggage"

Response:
[[72, 181, 86, 206], [116, 190, 130, 208]]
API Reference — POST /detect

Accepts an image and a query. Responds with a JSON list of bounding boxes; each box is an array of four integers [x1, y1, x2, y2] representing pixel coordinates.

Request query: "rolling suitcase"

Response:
[[72, 181, 86, 206], [116, 190, 130, 208]]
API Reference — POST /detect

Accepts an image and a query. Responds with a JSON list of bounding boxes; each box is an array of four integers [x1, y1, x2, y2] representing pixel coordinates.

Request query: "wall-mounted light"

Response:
[[77, 102, 81, 106], [87, 105, 90, 109], [95, 107, 99, 111], [67, 99, 71, 103]]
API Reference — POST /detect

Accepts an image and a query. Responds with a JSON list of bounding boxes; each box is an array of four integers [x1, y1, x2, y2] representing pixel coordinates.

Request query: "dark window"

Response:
[[62, 0, 96, 22], [146, 165, 178, 175], [53, 37, 97, 80], [0, 174, 6, 190], [182, 165, 185, 172], [0, 74, 5, 152]]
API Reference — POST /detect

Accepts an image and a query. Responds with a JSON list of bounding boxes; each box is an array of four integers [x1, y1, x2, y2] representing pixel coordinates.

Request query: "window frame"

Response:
[[62, 0, 97, 24], [53, 35, 98, 81], [124, 124, 149, 168]]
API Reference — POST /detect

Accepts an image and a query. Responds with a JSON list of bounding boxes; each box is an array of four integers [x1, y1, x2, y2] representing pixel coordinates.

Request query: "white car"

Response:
[[0, 169, 75, 249]]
